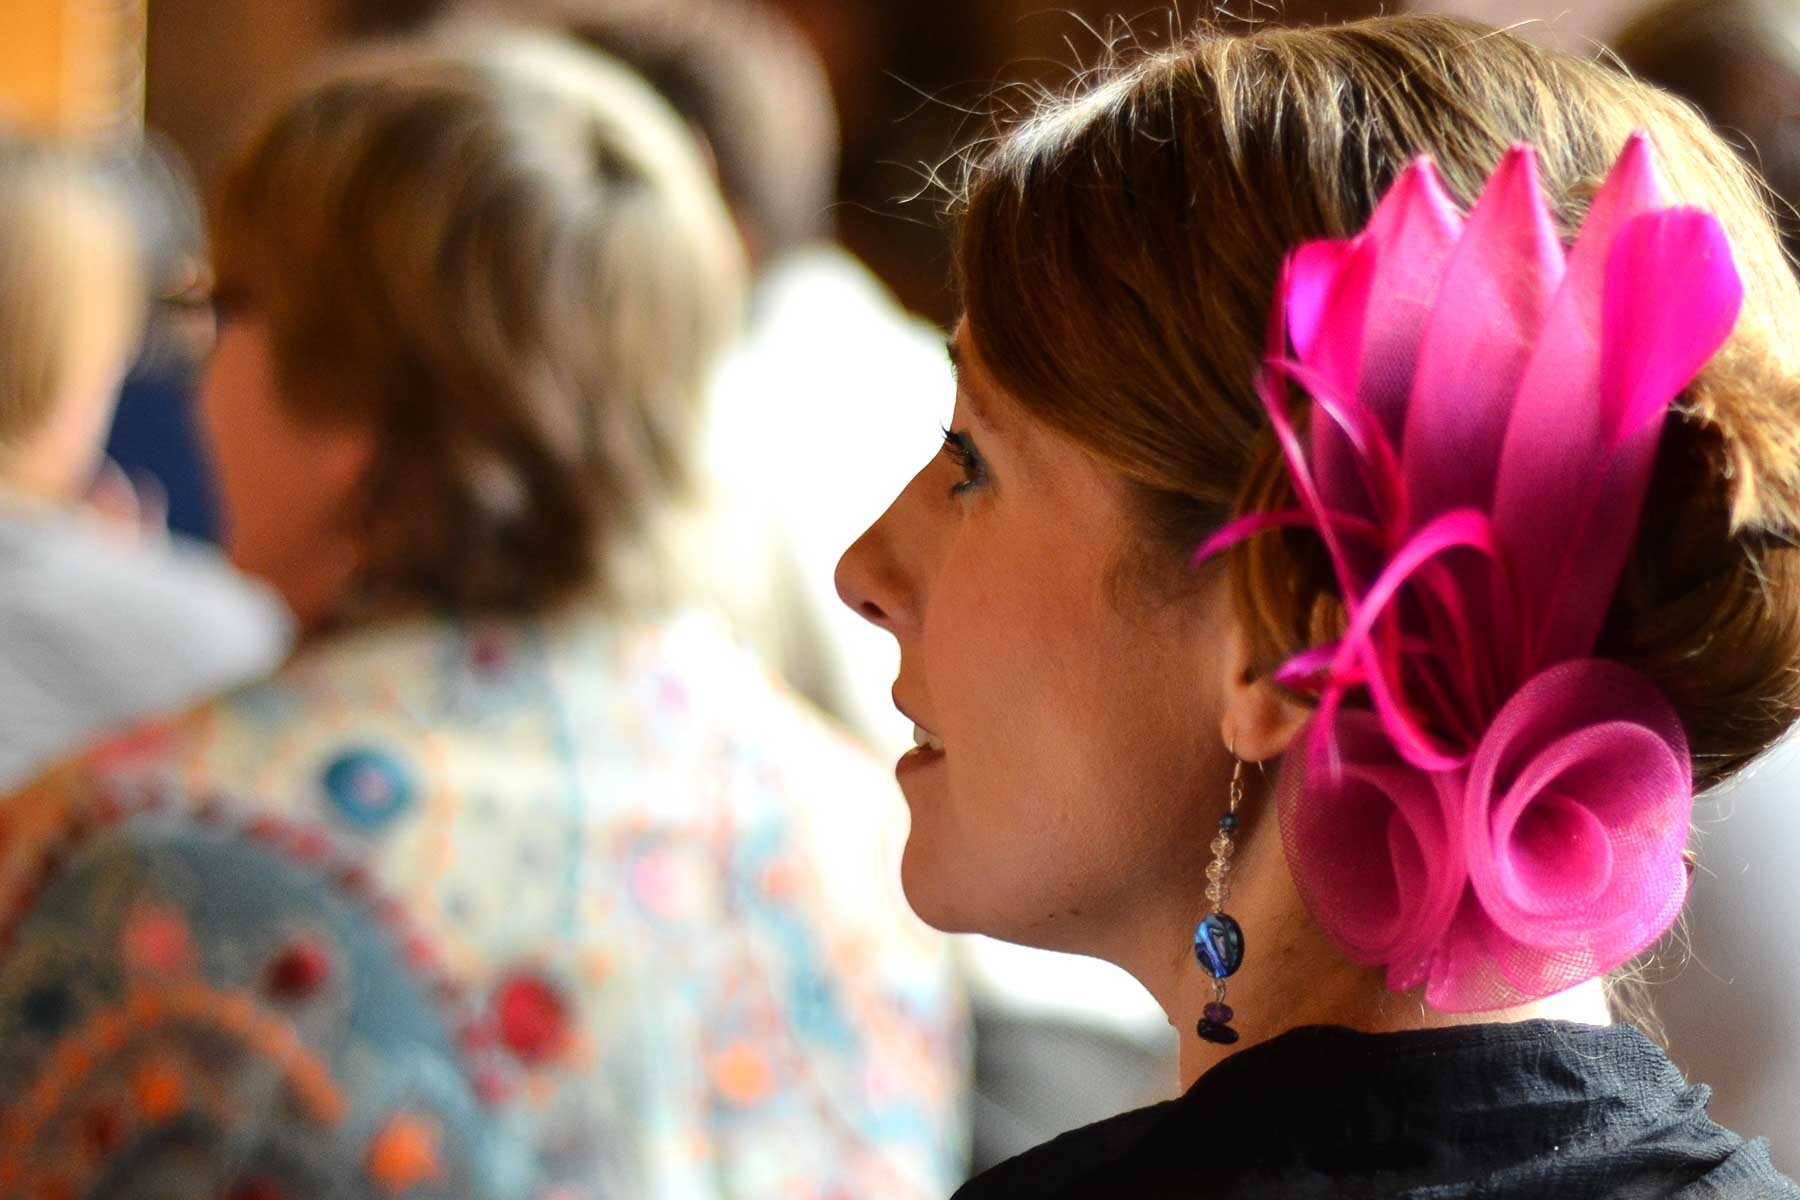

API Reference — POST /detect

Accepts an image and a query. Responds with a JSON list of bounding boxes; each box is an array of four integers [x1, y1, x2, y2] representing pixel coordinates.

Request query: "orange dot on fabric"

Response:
[[524, 1074, 556, 1113], [712, 1042, 775, 1106], [760, 860, 799, 898], [493, 973, 569, 1064], [122, 905, 195, 976], [366, 1113, 445, 1193], [133, 1059, 187, 1121]]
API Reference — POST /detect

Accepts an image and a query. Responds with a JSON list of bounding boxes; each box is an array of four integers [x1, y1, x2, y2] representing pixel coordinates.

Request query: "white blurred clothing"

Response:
[[703, 243, 948, 762], [0, 498, 292, 787], [1658, 734, 1800, 1178]]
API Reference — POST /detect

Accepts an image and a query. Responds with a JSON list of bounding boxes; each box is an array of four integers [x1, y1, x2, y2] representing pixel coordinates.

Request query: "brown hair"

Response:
[[0, 134, 144, 460], [212, 32, 745, 617], [454, 0, 840, 263], [954, 14, 1800, 795]]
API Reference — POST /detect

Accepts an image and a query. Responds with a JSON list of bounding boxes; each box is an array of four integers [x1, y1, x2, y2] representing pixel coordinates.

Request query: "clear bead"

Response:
[[1211, 836, 1235, 859], [1205, 860, 1228, 883], [1205, 881, 1230, 905]]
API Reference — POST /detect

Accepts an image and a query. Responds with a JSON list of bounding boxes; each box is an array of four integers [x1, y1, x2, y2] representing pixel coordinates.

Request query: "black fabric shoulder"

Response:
[[952, 1021, 1800, 1200]]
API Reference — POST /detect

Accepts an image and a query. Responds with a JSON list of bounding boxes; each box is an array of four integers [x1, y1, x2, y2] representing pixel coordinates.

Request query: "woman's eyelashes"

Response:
[[940, 426, 988, 496]]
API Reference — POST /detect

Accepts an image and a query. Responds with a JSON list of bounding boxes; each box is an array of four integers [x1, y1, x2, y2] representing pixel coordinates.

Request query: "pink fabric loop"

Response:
[[1284, 659, 1692, 1013], [1464, 660, 1689, 942], [1202, 134, 1742, 1011], [1278, 712, 1466, 994]]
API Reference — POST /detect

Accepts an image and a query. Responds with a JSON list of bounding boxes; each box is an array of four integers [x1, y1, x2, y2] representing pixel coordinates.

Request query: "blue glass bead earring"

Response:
[[1193, 753, 1246, 1044]]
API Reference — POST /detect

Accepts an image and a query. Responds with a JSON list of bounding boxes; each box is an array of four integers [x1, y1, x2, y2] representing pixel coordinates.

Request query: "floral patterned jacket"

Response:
[[0, 606, 967, 1199]]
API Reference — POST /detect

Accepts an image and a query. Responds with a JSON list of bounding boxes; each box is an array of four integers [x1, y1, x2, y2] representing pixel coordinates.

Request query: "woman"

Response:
[[0, 32, 963, 1200], [836, 14, 1799, 1197], [0, 133, 290, 787]]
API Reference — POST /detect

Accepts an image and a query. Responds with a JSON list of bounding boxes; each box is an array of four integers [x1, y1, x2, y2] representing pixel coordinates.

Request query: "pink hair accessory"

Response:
[[1197, 135, 1743, 1011]]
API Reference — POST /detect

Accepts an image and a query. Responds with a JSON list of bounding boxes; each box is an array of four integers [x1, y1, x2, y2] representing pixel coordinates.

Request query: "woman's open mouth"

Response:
[[898, 722, 945, 776]]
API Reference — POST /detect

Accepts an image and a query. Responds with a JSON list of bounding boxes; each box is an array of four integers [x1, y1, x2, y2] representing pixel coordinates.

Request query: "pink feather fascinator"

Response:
[[1196, 134, 1744, 1011]]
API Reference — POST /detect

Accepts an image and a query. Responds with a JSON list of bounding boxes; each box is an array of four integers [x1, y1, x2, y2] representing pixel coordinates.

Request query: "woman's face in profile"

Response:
[[835, 323, 1240, 954], [198, 312, 372, 630]]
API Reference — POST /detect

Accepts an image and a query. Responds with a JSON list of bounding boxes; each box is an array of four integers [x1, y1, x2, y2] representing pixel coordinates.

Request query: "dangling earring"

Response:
[[1193, 752, 1246, 1044]]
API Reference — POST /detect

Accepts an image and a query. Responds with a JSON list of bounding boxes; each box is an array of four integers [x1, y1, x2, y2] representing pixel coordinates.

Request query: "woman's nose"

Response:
[[838, 461, 938, 638], [835, 523, 896, 632]]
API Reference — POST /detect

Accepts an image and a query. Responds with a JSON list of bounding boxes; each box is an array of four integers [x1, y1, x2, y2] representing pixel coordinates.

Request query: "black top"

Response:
[[953, 1020, 1798, 1199]]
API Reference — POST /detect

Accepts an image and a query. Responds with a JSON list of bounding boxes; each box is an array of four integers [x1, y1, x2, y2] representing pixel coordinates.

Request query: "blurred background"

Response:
[[1, 0, 1796, 1181], [141, 0, 1676, 329]]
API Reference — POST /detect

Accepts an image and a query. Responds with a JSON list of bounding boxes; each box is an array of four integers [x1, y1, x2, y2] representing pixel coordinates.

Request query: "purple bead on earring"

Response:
[[1194, 757, 1246, 1045]]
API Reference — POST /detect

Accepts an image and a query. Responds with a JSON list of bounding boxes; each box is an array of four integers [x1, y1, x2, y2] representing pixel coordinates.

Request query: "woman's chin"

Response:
[[897, 840, 986, 934]]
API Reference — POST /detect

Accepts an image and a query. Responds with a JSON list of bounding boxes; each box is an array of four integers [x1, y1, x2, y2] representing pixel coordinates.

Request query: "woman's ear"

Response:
[[1217, 615, 1309, 763]]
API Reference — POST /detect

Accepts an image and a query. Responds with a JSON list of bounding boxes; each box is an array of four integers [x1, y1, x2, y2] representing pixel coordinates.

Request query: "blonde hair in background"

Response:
[[212, 31, 746, 618], [955, 14, 1800, 798], [0, 133, 143, 468]]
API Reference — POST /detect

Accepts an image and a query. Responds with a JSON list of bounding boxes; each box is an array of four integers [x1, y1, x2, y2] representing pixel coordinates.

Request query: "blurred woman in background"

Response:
[[0, 133, 290, 789], [0, 31, 963, 1199]]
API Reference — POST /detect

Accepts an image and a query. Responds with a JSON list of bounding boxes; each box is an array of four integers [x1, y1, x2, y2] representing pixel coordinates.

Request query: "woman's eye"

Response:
[[940, 426, 987, 496]]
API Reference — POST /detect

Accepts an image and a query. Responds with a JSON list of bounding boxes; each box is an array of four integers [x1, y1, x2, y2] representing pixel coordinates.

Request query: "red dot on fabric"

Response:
[[403, 934, 439, 974], [492, 972, 569, 1064], [266, 938, 333, 1000], [223, 1177, 289, 1200], [470, 632, 510, 674], [474, 1066, 513, 1107], [122, 904, 195, 976], [288, 827, 333, 864], [334, 864, 372, 894], [458, 1019, 495, 1054], [79, 1105, 124, 1156]]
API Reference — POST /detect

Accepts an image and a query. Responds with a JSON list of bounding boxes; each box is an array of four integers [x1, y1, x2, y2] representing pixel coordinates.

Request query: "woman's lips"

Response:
[[892, 691, 944, 775], [899, 726, 944, 776], [897, 743, 945, 777]]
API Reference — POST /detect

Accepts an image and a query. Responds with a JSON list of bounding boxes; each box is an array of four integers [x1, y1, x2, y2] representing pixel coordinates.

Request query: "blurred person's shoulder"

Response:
[[0, 505, 292, 786], [0, 615, 447, 829], [0, 502, 291, 669]]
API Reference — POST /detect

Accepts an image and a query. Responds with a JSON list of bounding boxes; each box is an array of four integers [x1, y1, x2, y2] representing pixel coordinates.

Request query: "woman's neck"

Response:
[[1108, 791, 1613, 1091]]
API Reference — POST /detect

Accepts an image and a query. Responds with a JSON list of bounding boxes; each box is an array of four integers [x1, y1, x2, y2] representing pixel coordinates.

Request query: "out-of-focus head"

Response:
[[465, 0, 839, 269], [837, 16, 1800, 956], [119, 134, 214, 375], [202, 31, 745, 631], [1614, 0, 1800, 262], [0, 133, 146, 503]]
